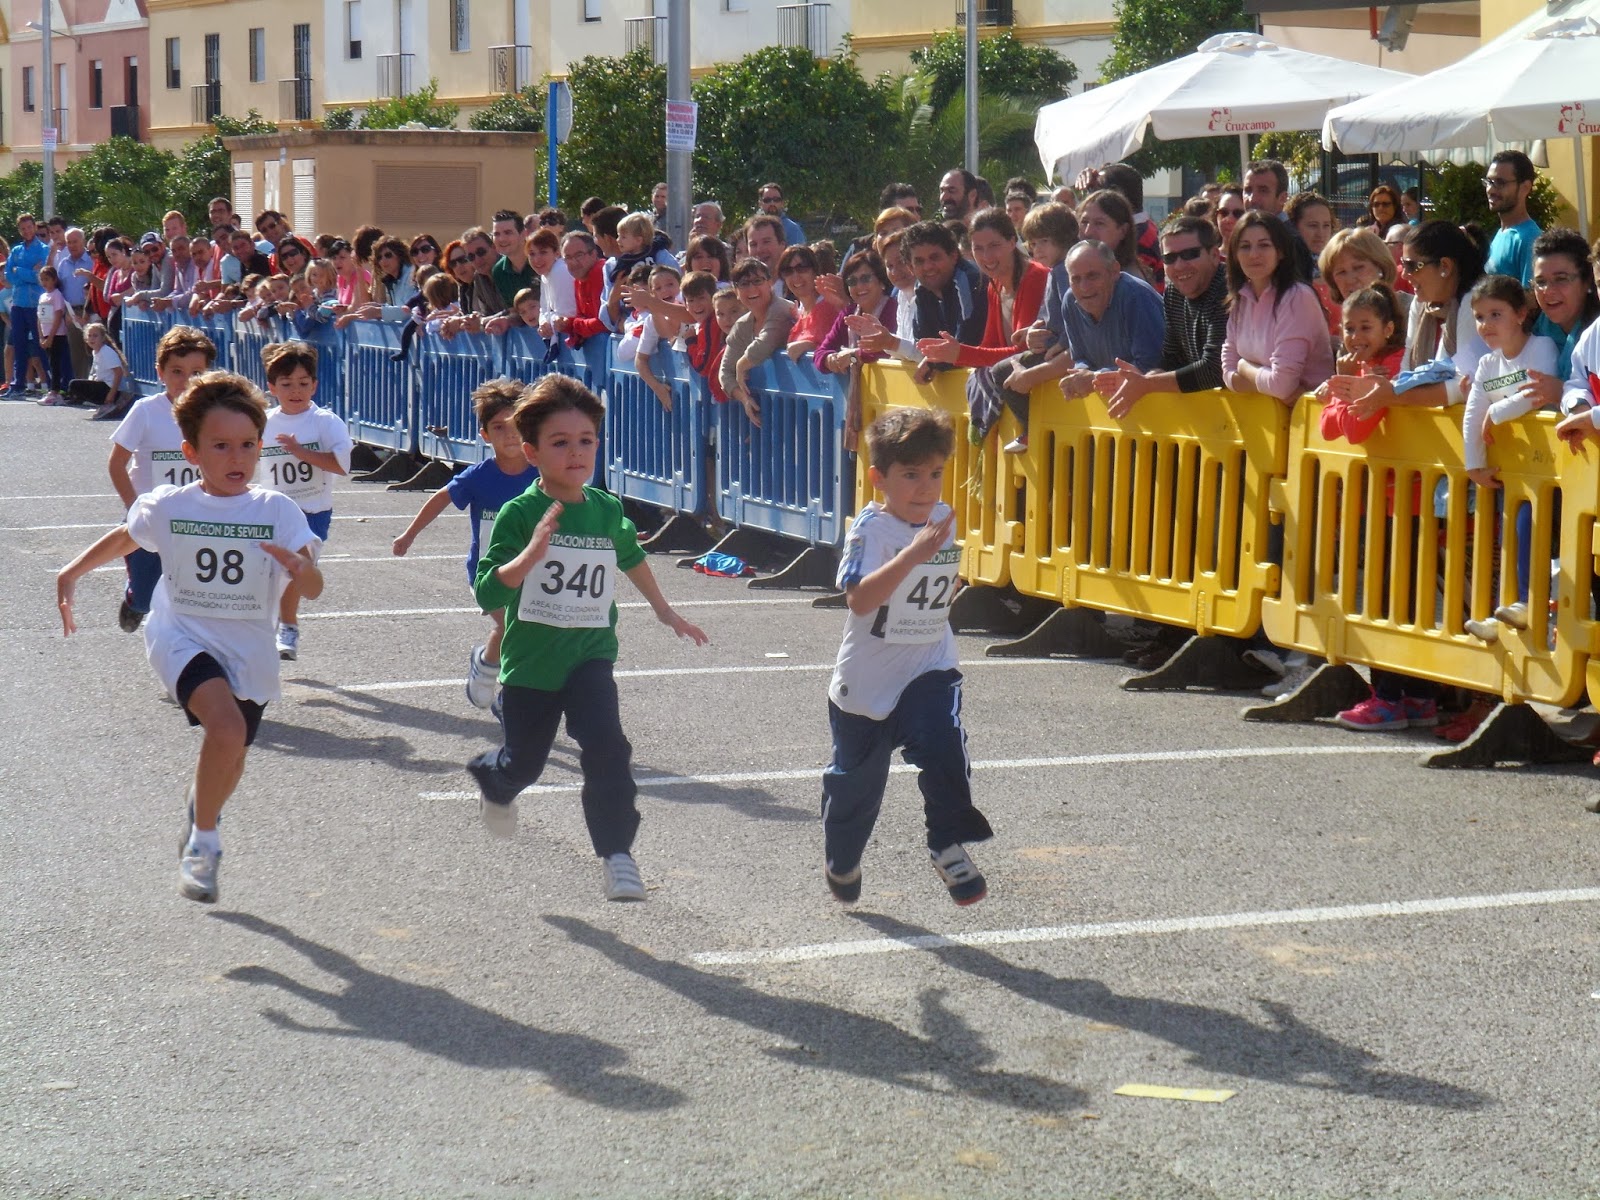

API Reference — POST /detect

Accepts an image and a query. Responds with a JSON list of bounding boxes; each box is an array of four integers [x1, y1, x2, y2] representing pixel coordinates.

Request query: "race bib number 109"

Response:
[[259, 442, 323, 504], [517, 536, 616, 628], [167, 520, 275, 619]]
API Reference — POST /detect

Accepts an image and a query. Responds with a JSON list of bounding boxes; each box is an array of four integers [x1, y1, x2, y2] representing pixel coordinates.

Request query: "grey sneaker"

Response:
[[1464, 617, 1500, 643], [930, 843, 987, 906], [602, 852, 647, 901], [276, 622, 299, 661], [467, 751, 519, 838], [465, 644, 496, 709], [1493, 601, 1530, 630], [179, 849, 221, 903]]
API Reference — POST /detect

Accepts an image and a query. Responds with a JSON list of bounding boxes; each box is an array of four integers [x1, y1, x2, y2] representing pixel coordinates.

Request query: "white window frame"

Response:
[[248, 28, 265, 83]]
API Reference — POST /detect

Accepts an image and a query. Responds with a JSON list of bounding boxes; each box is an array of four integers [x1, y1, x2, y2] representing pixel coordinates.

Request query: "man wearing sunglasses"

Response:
[[1483, 150, 1541, 286], [462, 228, 507, 318], [1094, 215, 1227, 418]]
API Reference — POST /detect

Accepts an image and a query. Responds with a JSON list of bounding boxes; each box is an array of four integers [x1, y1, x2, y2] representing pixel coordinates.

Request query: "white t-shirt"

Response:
[[126, 484, 318, 705], [112, 393, 189, 496], [91, 343, 126, 389], [1461, 336, 1560, 470], [538, 259, 577, 325], [256, 403, 355, 514], [829, 501, 960, 719]]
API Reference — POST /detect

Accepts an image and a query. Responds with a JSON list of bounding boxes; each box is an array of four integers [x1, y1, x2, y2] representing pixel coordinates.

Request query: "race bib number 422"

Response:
[[517, 536, 616, 628], [873, 547, 959, 643], [167, 519, 275, 619]]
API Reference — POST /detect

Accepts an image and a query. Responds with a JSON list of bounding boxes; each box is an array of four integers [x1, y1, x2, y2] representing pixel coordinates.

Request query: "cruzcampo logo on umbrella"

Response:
[[1207, 108, 1277, 134], [1557, 103, 1600, 135]]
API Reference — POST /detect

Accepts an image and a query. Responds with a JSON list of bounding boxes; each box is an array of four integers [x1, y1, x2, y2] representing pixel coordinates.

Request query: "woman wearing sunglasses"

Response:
[[814, 251, 895, 375]]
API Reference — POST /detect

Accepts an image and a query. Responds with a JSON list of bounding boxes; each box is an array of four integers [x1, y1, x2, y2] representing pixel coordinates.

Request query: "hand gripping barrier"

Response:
[[606, 343, 705, 516], [1261, 402, 1592, 707], [1010, 387, 1290, 637], [119, 307, 173, 394], [853, 362, 1017, 587], [341, 320, 415, 455], [417, 329, 503, 466], [715, 354, 852, 549]]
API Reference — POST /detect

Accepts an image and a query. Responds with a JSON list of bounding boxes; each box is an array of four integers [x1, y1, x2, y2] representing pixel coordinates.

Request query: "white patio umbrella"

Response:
[[1323, 0, 1600, 232], [1033, 32, 1415, 184]]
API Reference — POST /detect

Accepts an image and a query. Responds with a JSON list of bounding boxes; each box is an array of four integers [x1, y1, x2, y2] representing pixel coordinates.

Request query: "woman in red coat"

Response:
[[915, 208, 1049, 368]]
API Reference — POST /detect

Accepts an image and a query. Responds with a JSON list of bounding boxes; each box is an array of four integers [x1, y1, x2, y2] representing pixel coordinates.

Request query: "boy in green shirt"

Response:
[[468, 374, 709, 901]]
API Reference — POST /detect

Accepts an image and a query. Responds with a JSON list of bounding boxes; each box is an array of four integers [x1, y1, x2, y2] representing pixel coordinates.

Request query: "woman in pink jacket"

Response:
[[1221, 211, 1335, 402]]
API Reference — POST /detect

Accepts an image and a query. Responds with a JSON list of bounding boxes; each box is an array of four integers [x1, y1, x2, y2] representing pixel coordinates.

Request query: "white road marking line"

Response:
[[419, 744, 1419, 801], [6, 513, 413, 533], [302, 596, 816, 620], [0, 493, 121, 501], [691, 886, 1600, 966], [326, 657, 1065, 693]]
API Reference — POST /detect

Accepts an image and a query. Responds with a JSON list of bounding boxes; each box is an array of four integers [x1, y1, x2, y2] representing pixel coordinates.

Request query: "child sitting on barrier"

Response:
[[613, 262, 660, 367], [1457, 275, 1559, 642], [393, 379, 537, 719], [635, 265, 685, 411], [822, 407, 992, 908], [1316, 283, 1407, 443], [255, 341, 352, 662]]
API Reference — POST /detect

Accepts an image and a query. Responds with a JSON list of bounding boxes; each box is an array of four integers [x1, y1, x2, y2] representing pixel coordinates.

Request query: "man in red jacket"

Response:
[[554, 232, 606, 348]]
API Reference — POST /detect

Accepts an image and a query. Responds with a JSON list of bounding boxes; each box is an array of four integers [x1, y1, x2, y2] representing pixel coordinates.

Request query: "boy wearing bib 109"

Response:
[[466, 375, 709, 901], [57, 372, 324, 904], [254, 340, 353, 661], [823, 408, 993, 906]]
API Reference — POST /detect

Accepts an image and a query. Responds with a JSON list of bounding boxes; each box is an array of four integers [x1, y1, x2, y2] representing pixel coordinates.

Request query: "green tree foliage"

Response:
[[1101, 0, 1252, 177], [0, 161, 44, 231], [898, 91, 1048, 202], [1253, 131, 1321, 188], [57, 140, 178, 234], [909, 30, 1078, 115], [469, 85, 545, 133], [559, 48, 666, 213], [692, 46, 900, 229], [357, 79, 461, 130], [322, 106, 358, 131]]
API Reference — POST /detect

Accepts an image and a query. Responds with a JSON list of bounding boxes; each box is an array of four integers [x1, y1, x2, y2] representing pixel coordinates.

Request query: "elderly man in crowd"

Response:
[[690, 201, 725, 244], [56, 225, 95, 378]]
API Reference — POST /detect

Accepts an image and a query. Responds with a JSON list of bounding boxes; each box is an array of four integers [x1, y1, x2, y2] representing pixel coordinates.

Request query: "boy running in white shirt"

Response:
[[107, 327, 217, 633], [823, 407, 993, 906], [254, 340, 353, 660], [57, 371, 324, 903]]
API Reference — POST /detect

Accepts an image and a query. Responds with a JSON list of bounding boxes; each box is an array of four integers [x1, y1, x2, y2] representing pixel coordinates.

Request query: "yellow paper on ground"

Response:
[[1114, 1084, 1236, 1103]]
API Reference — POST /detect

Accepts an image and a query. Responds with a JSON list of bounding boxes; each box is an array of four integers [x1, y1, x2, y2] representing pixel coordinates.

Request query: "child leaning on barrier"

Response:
[[255, 340, 353, 662], [393, 378, 537, 718], [633, 264, 685, 410], [1456, 275, 1559, 643], [822, 406, 993, 908], [465, 374, 709, 900], [1315, 283, 1407, 444]]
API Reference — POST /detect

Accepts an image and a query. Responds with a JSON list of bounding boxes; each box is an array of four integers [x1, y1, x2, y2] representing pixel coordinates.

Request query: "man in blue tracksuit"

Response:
[[4, 213, 49, 396]]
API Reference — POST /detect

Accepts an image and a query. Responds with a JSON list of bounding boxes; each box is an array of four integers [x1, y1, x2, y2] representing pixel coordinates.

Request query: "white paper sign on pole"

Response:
[[665, 101, 697, 153], [41, 128, 58, 150]]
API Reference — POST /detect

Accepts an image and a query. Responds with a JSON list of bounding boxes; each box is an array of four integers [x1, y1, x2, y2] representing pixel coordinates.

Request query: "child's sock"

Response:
[[188, 826, 222, 855]]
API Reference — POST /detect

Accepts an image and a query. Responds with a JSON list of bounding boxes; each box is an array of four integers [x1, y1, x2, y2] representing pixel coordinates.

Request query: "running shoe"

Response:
[[117, 598, 145, 633], [466, 751, 519, 838], [179, 849, 221, 903], [465, 644, 496, 710], [1003, 435, 1029, 454], [1402, 697, 1439, 728], [930, 844, 987, 906], [276, 622, 299, 661], [1463, 617, 1500, 643], [603, 852, 647, 901], [825, 863, 862, 904], [1493, 601, 1530, 630], [1334, 695, 1409, 731]]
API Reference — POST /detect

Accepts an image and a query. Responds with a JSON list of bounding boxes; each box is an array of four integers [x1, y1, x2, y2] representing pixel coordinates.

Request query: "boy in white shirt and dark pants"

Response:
[[822, 407, 992, 906]]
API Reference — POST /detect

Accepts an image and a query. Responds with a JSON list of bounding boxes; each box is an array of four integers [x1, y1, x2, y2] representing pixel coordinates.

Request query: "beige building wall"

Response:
[[145, 0, 324, 151], [222, 129, 541, 242]]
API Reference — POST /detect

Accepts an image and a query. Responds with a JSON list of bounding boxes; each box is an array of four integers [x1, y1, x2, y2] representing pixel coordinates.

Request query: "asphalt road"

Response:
[[3, 397, 1599, 1200]]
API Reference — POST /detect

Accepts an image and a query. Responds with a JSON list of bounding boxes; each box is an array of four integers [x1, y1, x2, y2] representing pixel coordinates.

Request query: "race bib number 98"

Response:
[[517, 536, 616, 628], [168, 519, 275, 619], [873, 547, 959, 643], [259, 442, 322, 504]]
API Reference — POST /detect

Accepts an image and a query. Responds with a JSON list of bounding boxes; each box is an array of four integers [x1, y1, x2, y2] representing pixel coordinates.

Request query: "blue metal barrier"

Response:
[[606, 344, 706, 516], [714, 355, 853, 548], [296, 324, 348, 422], [233, 316, 288, 395], [342, 321, 415, 454], [418, 329, 502, 465], [119, 308, 172, 394]]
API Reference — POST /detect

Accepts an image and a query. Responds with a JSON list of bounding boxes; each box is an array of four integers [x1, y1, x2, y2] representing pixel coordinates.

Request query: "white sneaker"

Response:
[[1260, 659, 1318, 699], [276, 622, 299, 661], [1464, 617, 1500, 643], [1002, 435, 1029, 454], [465, 644, 496, 709], [602, 852, 647, 901], [179, 848, 221, 903], [1493, 601, 1529, 630], [930, 844, 987, 905], [1241, 646, 1288, 678]]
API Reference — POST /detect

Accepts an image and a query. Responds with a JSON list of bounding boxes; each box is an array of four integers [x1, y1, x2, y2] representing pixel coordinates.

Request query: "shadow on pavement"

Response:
[[851, 913, 1492, 1111], [545, 915, 1086, 1112], [212, 911, 683, 1112]]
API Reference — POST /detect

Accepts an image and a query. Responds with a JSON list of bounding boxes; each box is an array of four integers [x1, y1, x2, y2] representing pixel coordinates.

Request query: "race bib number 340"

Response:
[[873, 547, 959, 643], [517, 536, 616, 628], [168, 520, 275, 619]]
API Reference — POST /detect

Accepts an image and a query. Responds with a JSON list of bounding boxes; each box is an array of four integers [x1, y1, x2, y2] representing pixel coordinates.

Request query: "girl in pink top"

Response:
[[1221, 212, 1335, 402], [780, 244, 841, 361]]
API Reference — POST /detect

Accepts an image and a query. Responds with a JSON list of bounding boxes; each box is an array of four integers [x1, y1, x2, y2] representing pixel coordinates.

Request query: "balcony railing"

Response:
[[376, 52, 415, 99], [280, 76, 313, 122], [110, 104, 141, 141], [489, 44, 533, 94], [777, 3, 830, 55], [191, 80, 221, 125], [625, 16, 667, 65], [955, 0, 1013, 25]]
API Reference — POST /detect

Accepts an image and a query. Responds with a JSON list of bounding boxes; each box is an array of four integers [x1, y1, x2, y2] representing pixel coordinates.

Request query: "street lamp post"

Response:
[[41, 5, 54, 217]]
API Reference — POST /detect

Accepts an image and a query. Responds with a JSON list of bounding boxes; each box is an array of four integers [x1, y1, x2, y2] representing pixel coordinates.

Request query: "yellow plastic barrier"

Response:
[[1008, 387, 1291, 637], [855, 360, 1020, 587], [1261, 402, 1593, 707]]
